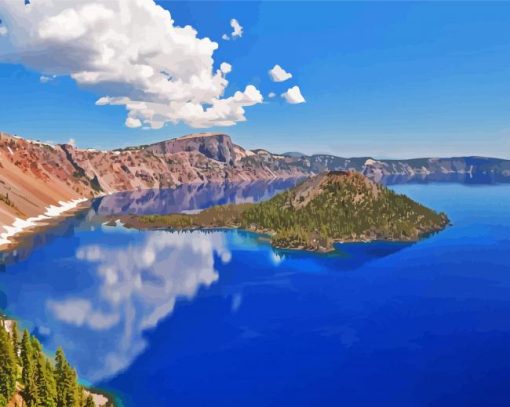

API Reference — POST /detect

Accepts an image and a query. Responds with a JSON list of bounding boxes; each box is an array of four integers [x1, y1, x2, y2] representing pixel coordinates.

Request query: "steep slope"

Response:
[[144, 132, 237, 164], [0, 134, 95, 230], [119, 171, 449, 252]]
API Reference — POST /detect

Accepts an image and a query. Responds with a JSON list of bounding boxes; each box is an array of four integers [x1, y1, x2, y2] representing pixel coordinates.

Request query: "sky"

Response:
[[0, 1, 510, 158]]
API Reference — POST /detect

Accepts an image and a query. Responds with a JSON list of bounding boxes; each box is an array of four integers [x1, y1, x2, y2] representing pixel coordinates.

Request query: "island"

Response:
[[115, 171, 449, 252]]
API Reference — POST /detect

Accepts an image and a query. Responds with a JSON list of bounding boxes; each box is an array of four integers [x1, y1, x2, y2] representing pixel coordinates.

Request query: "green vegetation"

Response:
[[239, 171, 448, 250], [118, 171, 449, 252], [0, 321, 17, 406], [0, 318, 112, 407]]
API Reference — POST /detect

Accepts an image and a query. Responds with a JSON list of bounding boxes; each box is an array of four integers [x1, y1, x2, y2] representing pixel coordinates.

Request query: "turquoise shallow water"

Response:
[[1, 182, 510, 406]]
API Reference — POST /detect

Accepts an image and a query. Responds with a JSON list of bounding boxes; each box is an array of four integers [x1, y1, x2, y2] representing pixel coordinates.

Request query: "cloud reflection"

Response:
[[46, 230, 231, 381]]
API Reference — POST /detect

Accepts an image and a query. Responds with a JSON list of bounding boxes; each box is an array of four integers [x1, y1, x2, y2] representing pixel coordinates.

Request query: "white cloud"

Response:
[[220, 62, 232, 74], [222, 18, 243, 40], [282, 85, 306, 104], [67, 138, 76, 146], [125, 117, 142, 128], [0, 26, 7, 36], [97, 84, 263, 129], [40, 74, 56, 83], [268, 92, 276, 98], [269, 64, 292, 82], [230, 18, 243, 38], [0, 0, 261, 129]]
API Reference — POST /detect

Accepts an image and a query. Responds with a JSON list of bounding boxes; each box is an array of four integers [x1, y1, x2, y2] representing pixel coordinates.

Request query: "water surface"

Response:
[[0, 181, 509, 406]]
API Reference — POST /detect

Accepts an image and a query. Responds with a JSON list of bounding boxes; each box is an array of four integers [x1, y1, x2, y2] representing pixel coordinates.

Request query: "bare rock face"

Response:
[[145, 133, 237, 165]]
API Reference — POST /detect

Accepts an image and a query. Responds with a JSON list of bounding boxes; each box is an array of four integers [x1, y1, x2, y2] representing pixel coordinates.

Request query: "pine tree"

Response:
[[84, 395, 95, 407], [21, 329, 39, 407], [34, 351, 57, 407], [45, 359, 58, 405], [11, 320, 19, 363], [55, 347, 79, 407], [0, 320, 17, 403]]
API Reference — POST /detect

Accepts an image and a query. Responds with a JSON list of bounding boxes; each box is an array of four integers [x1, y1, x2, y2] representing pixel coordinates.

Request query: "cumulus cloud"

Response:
[[0, 0, 261, 129], [220, 62, 232, 74], [222, 18, 243, 40], [40, 74, 56, 83], [269, 64, 292, 82], [231, 18, 243, 38], [97, 84, 262, 129], [282, 85, 306, 104], [125, 117, 142, 129], [268, 92, 276, 98]]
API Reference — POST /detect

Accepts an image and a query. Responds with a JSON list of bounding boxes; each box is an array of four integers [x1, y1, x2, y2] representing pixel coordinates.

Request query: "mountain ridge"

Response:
[[0, 130, 509, 245]]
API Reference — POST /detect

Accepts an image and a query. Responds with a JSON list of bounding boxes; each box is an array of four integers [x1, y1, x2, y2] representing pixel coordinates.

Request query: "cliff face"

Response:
[[145, 133, 237, 165], [1, 130, 510, 237]]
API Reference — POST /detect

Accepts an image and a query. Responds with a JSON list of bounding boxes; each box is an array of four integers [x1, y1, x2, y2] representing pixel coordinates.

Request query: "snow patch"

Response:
[[0, 198, 87, 247]]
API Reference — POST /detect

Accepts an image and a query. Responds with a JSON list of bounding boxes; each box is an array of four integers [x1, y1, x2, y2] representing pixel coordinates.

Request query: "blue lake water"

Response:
[[1, 181, 510, 406]]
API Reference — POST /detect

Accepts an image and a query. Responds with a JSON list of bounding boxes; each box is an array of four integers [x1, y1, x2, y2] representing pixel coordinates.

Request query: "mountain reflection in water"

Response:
[[93, 178, 303, 216]]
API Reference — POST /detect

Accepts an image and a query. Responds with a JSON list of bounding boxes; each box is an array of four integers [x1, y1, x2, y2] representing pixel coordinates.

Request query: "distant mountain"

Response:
[[0, 130, 509, 236], [282, 151, 306, 158]]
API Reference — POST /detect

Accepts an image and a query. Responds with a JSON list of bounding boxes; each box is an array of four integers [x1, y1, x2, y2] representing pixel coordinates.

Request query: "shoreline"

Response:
[[0, 198, 90, 252], [114, 218, 448, 253]]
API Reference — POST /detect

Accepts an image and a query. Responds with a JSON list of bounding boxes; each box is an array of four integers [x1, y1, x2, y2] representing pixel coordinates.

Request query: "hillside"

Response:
[[118, 171, 449, 252], [0, 318, 111, 407]]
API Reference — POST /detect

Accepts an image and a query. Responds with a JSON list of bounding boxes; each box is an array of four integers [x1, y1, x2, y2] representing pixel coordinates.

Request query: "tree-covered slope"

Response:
[[240, 171, 448, 250], [0, 318, 111, 407]]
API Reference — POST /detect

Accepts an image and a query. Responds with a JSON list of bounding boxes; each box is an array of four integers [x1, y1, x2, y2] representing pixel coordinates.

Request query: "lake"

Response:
[[1, 180, 510, 406]]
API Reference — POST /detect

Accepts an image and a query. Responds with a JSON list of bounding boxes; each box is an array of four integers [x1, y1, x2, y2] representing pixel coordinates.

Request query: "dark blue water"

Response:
[[1, 182, 510, 406]]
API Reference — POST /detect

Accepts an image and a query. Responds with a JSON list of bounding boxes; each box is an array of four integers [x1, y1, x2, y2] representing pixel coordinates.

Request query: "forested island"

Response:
[[0, 318, 111, 407], [116, 171, 449, 252]]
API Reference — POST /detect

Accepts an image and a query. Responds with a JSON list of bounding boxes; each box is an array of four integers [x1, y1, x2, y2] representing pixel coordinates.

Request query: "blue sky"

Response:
[[1, 1, 510, 158]]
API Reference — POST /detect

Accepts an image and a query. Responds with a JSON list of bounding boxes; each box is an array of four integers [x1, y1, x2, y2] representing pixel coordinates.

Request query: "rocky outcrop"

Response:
[[145, 132, 237, 165]]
